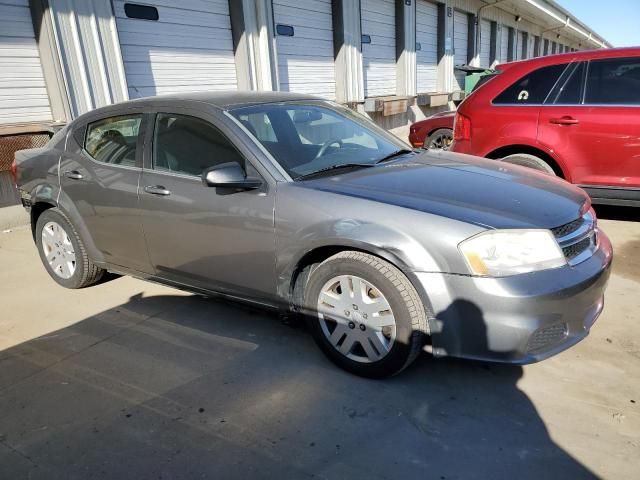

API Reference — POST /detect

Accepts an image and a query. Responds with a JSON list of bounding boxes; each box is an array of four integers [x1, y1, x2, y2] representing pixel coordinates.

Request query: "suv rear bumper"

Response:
[[415, 229, 612, 364]]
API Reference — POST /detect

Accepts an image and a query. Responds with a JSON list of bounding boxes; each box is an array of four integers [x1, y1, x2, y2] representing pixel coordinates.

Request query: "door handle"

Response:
[[144, 185, 171, 196], [64, 170, 83, 180], [549, 116, 579, 125]]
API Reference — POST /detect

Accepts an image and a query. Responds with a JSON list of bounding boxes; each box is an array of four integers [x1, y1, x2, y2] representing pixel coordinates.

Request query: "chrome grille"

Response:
[[563, 236, 592, 261], [526, 323, 568, 353], [552, 209, 597, 266], [551, 217, 583, 238]]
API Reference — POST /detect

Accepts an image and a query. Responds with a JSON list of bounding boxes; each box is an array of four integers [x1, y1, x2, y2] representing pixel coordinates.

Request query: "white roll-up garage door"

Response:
[[479, 19, 491, 68], [0, 0, 52, 124], [273, 0, 335, 100], [499, 25, 509, 63], [516, 31, 525, 60], [416, 0, 438, 93], [453, 10, 468, 91], [113, 0, 237, 98], [361, 0, 396, 97]]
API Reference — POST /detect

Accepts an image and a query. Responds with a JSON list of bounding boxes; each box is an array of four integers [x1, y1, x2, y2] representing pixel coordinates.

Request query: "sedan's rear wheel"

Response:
[[36, 208, 105, 289], [304, 251, 428, 378], [426, 128, 453, 150], [500, 153, 556, 175]]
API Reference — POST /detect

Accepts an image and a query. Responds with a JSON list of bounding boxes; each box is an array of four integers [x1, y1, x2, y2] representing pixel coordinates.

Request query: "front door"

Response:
[[138, 111, 277, 302], [538, 57, 640, 188], [59, 113, 152, 272]]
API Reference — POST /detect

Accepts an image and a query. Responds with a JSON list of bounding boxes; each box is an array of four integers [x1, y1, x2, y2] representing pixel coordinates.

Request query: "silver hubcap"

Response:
[[41, 221, 76, 279], [317, 275, 396, 363]]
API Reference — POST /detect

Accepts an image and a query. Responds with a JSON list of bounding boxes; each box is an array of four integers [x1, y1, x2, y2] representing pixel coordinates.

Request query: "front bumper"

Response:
[[414, 230, 613, 364]]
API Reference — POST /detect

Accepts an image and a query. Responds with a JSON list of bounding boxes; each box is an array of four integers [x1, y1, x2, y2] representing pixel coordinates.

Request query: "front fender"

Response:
[[279, 219, 441, 293]]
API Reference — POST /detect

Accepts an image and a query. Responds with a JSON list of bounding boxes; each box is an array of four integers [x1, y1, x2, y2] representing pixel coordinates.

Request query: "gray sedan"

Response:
[[14, 92, 612, 377]]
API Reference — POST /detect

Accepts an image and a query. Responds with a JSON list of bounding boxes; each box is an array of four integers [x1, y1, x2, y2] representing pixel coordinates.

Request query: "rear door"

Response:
[[138, 107, 277, 301], [486, 63, 566, 153], [538, 57, 640, 188], [60, 112, 151, 272]]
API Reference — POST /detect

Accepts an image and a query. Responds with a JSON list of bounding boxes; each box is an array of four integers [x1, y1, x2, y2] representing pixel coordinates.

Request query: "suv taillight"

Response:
[[10, 160, 17, 186], [453, 112, 471, 141]]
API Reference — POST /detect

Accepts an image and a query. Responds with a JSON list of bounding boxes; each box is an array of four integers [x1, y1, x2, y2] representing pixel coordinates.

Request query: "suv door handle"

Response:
[[549, 116, 579, 125], [144, 185, 171, 196], [64, 170, 83, 180]]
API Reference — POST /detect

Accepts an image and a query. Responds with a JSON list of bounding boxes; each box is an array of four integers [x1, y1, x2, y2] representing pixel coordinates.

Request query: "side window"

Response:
[[585, 57, 640, 105], [85, 115, 142, 166], [153, 114, 245, 176], [493, 64, 566, 104], [551, 62, 586, 105]]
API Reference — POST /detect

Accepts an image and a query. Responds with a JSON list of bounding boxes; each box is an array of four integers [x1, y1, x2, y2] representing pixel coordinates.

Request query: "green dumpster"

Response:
[[454, 65, 496, 95]]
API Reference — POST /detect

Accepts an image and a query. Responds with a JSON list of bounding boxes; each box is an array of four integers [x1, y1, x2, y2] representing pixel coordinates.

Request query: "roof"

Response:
[[125, 90, 321, 110], [497, 46, 640, 72]]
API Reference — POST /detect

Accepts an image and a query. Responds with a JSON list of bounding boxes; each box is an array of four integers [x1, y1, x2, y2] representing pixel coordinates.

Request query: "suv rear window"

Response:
[[493, 64, 566, 104]]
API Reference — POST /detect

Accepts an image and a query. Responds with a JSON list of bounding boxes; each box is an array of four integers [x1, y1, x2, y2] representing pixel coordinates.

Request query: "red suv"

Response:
[[451, 47, 640, 206]]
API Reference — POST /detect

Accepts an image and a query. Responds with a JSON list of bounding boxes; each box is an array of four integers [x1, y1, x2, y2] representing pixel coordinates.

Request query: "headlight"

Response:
[[459, 229, 566, 277]]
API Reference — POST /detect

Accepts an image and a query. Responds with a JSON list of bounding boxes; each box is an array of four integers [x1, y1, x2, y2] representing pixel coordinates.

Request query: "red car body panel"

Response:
[[451, 47, 640, 202], [408, 110, 455, 148]]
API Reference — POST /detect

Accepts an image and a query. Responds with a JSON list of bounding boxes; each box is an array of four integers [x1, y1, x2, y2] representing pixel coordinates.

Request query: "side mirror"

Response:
[[202, 162, 262, 190]]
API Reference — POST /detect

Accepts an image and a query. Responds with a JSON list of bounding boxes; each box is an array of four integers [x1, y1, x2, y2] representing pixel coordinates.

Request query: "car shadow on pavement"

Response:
[[0, 292, 597, 479]]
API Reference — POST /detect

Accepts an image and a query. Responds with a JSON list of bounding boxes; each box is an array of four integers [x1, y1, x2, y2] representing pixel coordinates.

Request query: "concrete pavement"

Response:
[[0, 207, 638, 479]]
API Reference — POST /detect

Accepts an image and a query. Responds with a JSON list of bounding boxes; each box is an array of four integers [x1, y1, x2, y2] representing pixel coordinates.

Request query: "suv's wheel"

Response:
[[426, 128, 453, 150], [303, 251, 428, 378], [36, 208, 105, 289], [500, 153, 556, 175]]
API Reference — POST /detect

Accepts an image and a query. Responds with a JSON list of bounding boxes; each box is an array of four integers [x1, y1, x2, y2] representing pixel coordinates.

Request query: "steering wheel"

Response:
[[314, 138, 344, 159]]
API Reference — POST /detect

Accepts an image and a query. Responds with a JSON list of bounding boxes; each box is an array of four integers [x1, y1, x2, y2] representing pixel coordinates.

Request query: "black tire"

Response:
[[426, 128, 453, 150], [500, 153, 556, 175], [36, 208, 105, 289], [303, 251, 428, 378]]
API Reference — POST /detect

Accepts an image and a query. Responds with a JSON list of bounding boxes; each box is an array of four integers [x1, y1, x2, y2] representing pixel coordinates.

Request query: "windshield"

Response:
[[229, 102, 408, 180]]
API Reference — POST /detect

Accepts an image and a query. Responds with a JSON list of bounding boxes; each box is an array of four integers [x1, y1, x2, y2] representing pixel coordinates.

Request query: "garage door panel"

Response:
[[453, 11, 468, 91], [112, 3, 231, 30], [274, 0, 336, 100], [0, 0, 52, 124], [276, 40, 334, 56], [117, 30, 234, 50], [499, 26, 509, 63], [479, 19, 491, 68], [416, 0, 438, 93], [114, 0, 237, 98], [361, 0, 396, 97]]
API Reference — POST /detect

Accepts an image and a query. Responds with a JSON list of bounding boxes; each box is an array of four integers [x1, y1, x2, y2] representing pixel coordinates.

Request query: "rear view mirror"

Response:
[[202, 162, 262, 191], [292, 110, 323, 124]]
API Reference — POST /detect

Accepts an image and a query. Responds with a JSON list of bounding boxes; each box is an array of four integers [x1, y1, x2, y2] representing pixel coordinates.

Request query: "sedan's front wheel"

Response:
[[304, 251, 428, 378]]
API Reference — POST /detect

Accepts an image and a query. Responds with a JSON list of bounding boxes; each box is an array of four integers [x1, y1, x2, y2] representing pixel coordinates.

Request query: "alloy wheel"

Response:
[[428, 132, 453, 150]]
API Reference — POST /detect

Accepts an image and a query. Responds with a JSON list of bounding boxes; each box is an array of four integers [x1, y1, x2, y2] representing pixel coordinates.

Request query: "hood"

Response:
[[301, 151, 589, 230]]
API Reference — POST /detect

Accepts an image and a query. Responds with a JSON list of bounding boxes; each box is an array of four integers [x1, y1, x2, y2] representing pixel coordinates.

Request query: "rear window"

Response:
[[493, 64, 567, 104]]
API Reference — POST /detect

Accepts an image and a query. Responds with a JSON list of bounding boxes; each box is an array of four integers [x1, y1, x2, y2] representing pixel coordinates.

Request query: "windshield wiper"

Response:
[[295, 163, 375, 181], [374, 148, 414, 164]]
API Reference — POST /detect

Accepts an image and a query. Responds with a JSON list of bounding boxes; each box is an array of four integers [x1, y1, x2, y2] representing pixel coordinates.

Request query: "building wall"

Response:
[[0, 0, 610, 141]]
